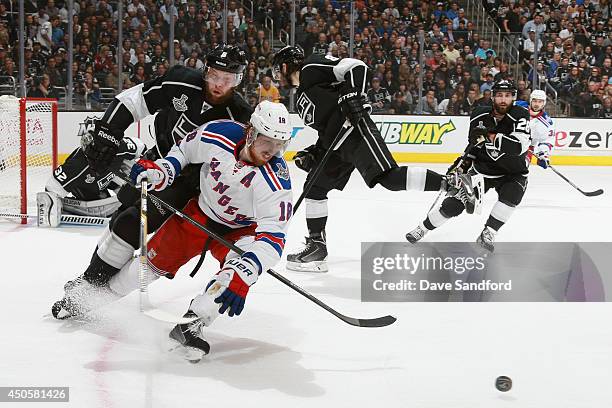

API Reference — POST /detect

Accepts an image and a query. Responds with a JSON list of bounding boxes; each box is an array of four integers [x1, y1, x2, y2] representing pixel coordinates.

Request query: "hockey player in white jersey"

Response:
[[54, 101, 293, 360], [524, 90, 555, 169]]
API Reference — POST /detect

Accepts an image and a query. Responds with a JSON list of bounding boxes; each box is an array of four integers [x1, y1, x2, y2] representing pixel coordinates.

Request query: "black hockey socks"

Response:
[[377, 168, 443, 192], [307, 216, 327, 237], [83, 253, 120, 287]]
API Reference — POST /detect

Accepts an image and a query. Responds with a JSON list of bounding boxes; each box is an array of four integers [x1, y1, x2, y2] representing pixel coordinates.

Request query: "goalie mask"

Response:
[[246, 101, 292, 165]]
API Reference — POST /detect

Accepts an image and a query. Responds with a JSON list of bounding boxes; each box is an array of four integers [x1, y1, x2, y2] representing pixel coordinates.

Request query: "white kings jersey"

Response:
[[529, 110, 555, 148], [159, 119, 293, 274]]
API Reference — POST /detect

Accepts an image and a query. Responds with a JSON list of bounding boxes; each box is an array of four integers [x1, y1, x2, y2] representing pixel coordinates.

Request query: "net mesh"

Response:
[[0, 96, 56, 218]]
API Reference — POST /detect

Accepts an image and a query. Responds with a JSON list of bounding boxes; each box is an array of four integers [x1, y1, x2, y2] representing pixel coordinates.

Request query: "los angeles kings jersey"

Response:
[[158, 120, 292, 274], [114, 65, 252, 157], [295, 54, 369, 140], [468, 104, 531, 177]]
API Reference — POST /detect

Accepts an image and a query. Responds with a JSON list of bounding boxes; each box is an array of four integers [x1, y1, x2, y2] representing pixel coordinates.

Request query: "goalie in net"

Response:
[[37, 44, 252, 227]]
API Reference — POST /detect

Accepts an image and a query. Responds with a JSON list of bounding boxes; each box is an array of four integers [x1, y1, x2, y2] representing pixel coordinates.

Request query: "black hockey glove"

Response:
[[81, 121, 123, 174], [293, 144, 323, 173], [468, 123, 490, 145], [338, 86, 371, 127]]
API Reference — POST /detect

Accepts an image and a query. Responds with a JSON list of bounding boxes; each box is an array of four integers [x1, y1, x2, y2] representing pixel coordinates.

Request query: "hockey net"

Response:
[[0, 96, 58, 224]]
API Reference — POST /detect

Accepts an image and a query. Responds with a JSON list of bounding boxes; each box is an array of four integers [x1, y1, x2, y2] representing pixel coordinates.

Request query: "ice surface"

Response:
[[1, 163, 611, 408]]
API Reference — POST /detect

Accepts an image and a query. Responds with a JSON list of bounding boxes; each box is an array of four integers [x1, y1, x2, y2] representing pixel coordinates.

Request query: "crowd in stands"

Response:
[[0, 0, 609, 117]]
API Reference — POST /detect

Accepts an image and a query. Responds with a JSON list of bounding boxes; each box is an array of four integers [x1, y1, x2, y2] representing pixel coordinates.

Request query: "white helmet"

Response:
[[530, 89, 547, 103], [249, 100, 292, 142]]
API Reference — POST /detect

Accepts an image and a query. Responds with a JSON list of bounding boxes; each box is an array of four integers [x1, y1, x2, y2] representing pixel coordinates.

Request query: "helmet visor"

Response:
[[272, 64, 281, 81], [249, 131, 291, 156], [205, 67, 242, 88]]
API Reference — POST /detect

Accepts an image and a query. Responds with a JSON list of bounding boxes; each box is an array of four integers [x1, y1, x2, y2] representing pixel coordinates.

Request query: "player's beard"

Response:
[[494, 102, 510, 115], [205, 85, 233, 105], [246, 144, 271, 167]]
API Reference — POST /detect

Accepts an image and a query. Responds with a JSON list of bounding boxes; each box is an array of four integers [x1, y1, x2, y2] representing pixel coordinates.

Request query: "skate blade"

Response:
[[286, 260, 328, 273], [168, 341, 207, 364]]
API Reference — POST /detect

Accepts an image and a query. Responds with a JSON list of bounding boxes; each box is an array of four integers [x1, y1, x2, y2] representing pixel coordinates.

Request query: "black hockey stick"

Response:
[[145, 192, 396, 328], [293, 121, 354, 212], [549, 165, 604, 197]]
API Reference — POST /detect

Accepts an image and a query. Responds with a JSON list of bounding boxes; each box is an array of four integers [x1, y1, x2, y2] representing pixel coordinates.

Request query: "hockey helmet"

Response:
[[248, 101, 292, 154], [272, 45, 305, 81], [491, 79, 517, 96], [204, 44, 247, 86], [530, 89, 547, 103]]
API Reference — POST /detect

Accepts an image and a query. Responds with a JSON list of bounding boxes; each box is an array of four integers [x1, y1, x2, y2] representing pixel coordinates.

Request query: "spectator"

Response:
[[368, 77, 392, 114], [460, 88, 479, 115], [437, 92, 461, 115], [416, 89, 438, 114], [599, 96, 612, 118], [390, 91, 411, 114], [258, 75, 280, 103], [522, 14, 546, 39], [442, 41, 461, 64]]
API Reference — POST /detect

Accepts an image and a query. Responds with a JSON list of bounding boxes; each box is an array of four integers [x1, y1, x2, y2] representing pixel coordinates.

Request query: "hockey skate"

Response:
[[476, 226, 497, 252], [286, 233, 328, 272], [445, 172, 483, 215], [169, 312, 210, 363], [406, 224, 428, 244], [51, 277, 93, 319]]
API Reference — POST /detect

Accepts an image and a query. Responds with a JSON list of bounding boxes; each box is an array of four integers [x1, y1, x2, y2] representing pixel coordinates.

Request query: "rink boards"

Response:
[[56, 112, 612, 166]]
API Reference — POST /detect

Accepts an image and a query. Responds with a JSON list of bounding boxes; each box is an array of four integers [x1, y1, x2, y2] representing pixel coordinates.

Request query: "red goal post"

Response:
[[0, 97, 58, 224]]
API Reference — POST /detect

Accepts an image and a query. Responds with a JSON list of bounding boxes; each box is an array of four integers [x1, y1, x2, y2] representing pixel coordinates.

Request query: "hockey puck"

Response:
[[495, 376, 512, 392]]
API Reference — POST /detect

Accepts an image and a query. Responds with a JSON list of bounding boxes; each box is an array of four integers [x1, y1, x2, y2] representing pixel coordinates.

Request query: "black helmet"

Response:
[[205, 44, 247, 74], [491, 79, 517, 96], [272, 45, 305, 80]]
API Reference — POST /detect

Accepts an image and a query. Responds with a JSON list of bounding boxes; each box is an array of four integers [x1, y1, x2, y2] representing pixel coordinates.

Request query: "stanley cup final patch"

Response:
[[173, 94, 189, 112]]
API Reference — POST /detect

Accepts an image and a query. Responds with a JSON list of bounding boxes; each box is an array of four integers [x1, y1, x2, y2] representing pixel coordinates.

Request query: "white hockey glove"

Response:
[[534, 143, 552, 169], [129, 159, 175, 191], [205, 257, 259, 317]]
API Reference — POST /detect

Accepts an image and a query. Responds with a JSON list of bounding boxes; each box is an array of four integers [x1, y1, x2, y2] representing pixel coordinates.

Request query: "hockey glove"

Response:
[[205, 257, 259, 317], [534, 143, 552, 169], [468, 123, 490, 145], [129, 159, 175, 191], [338, 86, 371, 127], [81, 121, 123, 174], [293, 144, 322, 173]]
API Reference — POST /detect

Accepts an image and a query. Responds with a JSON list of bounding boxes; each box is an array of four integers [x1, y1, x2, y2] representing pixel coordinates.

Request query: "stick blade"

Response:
[[583, 189, 604, 197], [340, 314, 397, 328]]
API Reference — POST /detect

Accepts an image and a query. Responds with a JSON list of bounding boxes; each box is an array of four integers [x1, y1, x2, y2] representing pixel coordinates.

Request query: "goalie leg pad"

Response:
[[37, 191, 62, 227], [62, 196, 122, 218]]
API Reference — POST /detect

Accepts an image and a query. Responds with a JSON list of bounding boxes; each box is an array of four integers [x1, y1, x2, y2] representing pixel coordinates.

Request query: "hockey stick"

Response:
[[145, 192, 396, 328], [549, 165, 604, 197], [293, 121, 353, 212], [137, 179, 198, 324], [0, 212, 110, 226]]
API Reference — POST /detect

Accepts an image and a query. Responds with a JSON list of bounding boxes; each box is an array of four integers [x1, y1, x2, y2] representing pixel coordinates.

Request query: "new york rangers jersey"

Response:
[[158, 119, 292, 274], [529, 110, 555, 148]]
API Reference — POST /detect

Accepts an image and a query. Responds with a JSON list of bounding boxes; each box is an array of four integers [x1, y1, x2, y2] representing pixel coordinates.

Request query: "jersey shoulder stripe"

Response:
[[258, 156, 291, 192], [202, 120, 246, 144], [201, 132, 235, 154]]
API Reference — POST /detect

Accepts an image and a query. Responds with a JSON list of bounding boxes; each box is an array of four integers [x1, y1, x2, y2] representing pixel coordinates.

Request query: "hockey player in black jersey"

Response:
[[272, 46, 477, 272], [51, 45, 253, 319], [406, 80, 532, 252], [41, 44, 252, 228]]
